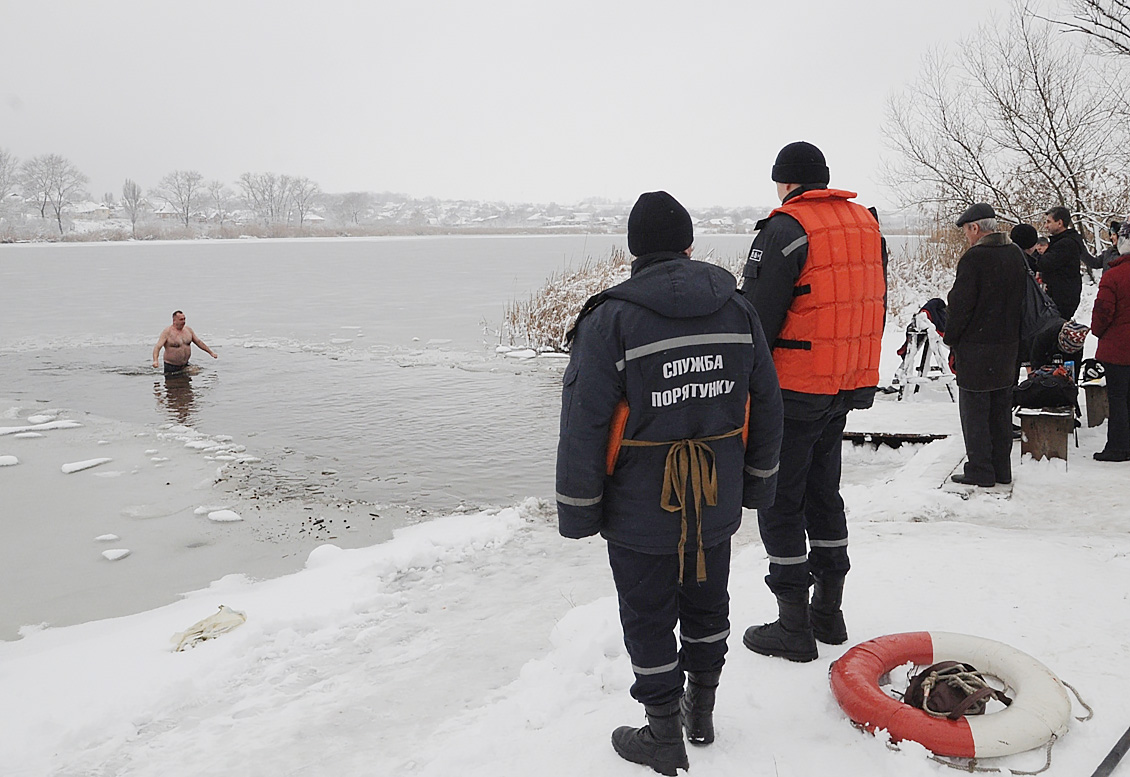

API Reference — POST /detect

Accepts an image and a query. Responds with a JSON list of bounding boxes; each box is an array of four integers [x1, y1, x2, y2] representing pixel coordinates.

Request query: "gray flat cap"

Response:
[[955, 203, 996, 226]]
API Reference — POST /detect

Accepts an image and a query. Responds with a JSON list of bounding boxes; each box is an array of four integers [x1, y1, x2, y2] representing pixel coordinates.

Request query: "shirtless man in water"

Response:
[[152, 310, 218, 373]]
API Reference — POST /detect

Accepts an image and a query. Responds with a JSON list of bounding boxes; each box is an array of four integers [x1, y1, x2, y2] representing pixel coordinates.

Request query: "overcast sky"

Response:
[[2, 0, 1020, 210]]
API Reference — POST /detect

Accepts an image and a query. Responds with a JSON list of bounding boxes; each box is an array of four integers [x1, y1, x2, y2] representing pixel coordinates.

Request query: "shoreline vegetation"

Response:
[[501, 229, 961, 353]]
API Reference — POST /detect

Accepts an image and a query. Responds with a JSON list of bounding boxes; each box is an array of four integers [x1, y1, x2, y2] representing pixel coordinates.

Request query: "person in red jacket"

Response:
[[1091, 219, 1130, 462]]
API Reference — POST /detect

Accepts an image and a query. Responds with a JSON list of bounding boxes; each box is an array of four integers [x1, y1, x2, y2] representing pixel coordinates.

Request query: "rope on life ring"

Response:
[[829, 631, 1072, 759]]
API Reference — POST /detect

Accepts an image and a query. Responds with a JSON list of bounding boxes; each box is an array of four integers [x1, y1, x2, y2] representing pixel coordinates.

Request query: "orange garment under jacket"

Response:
[[770, 189, 885, 395]]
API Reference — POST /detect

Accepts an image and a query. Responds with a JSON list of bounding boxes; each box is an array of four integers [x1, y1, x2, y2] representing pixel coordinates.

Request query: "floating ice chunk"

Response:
[[102, 549, 131, 561], [27, 414, 55, 424], [94, 534, 120, 542], [150, 456, 169, 462], [194, 505, 229, 515], [145, 449, 159, 455], [61, 457, 113, 474], [0, 420, 82, 436], [207, 509, 243, 522], [0, 455, 18, 466], [330, 338, 353, 344], [214, 436, 233, 443], [13, 432, 44, 439], [97, 440, 110, 445], [505, 349, 538, 359]]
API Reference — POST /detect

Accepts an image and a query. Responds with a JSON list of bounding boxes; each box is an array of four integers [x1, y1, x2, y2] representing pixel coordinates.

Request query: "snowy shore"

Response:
[[3, 379, 1130, 776], [4, 286, 1130, 775]]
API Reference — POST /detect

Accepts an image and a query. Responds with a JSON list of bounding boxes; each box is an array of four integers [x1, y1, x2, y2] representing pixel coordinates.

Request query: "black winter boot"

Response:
[[680, 671, 720, 745], [742, 590, 818, 662], [810, 575, 848, 645], [611, 700, 689, 776]]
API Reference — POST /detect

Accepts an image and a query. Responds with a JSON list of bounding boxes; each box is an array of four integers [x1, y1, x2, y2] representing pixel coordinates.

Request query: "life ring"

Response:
[[829, 631, 1071, 758]]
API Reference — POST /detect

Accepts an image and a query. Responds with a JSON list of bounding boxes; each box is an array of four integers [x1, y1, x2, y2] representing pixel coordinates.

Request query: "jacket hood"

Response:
[[605, 252, 737, 319]]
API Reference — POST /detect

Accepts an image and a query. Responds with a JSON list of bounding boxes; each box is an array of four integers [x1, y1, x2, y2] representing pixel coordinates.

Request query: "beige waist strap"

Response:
[[619, 426, 744, 583]]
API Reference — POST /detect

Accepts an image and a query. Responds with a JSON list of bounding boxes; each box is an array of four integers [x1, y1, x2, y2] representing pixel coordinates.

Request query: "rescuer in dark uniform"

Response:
[[740, 142, 887, 663], [557, 191, 783, 775]]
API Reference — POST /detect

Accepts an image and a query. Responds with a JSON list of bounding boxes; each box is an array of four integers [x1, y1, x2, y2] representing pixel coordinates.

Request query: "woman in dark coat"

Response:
[[1091, 220, 1130, 461]]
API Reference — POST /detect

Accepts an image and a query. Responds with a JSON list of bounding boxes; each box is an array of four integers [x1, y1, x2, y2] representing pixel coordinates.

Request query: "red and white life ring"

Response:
[[829, 631, 1071, 758]]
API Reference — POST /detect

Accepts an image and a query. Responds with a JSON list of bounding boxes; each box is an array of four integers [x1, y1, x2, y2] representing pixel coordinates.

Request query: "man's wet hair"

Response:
[[172, 310, 184, 318]]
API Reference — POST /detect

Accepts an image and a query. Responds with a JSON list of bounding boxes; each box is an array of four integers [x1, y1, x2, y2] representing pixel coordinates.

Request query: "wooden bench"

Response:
[[1082, 379, 1108, 428], [1017, 407, 1075, 461]]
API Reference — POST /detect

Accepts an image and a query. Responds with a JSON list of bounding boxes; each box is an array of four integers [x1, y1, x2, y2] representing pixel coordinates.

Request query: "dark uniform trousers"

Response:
[[607, 540, 732, 707], [958, 386, 1014, 484], [757, 394, 852, 596]]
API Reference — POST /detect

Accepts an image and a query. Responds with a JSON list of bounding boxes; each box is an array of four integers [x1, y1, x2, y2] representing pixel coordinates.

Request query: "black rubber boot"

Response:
[[742, 590, 818, 662], [810, 575, 848, 645], [611, 700, 689, 776], [680, 671, 720, 746]]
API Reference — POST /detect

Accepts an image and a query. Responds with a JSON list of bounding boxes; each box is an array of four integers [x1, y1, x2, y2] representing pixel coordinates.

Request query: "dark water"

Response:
[[1, 235, 755, 515]]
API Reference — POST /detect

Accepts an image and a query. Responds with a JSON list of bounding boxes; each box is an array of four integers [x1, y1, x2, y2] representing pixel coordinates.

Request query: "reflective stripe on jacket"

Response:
[[555, 253, 783, 555]]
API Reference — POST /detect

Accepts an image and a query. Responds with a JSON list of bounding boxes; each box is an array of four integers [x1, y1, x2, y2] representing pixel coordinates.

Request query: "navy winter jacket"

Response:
[[556, 252, 783, 554]]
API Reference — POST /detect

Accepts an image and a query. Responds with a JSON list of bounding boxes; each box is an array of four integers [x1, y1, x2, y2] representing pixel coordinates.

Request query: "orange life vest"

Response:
[[769, 189, 885, 395]]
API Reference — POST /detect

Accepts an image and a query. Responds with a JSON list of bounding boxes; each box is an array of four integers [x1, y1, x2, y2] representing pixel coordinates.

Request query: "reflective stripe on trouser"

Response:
[[607, 540, 732, 707], [757, 402, 851, 595]]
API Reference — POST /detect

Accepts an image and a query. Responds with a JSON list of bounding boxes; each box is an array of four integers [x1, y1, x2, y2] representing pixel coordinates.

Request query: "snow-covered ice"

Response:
[[61, 457, 113, 474]]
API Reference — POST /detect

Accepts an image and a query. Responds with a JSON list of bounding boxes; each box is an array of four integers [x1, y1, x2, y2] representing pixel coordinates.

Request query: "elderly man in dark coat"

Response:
[[944, 203, 1028, 487]]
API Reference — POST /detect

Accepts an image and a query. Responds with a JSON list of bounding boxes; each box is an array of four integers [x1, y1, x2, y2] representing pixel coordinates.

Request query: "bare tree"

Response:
[[883, 5, 1126, 242], [121, 179, 144, 239], [334, 191, 371, 225], [289, 176, 321, 227], [20, 154, 89, 234], [20, 155, 53, 218], [205, 179, 234, 229], [237, 172, 294, 226], [0, 146, 18, 220], [0, 148, 19, 208], [155, 170, 205, 228], [1049, 0, 1130, 57]]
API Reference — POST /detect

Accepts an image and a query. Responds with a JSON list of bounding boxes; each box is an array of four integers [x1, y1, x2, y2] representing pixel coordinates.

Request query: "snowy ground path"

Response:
[[4, 394, 1130, 776]]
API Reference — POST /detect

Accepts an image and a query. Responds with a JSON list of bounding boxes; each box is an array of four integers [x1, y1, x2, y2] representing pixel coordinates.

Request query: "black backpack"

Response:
[[1013, 365, 1078, 409], [1020, 268, 1062, 342]]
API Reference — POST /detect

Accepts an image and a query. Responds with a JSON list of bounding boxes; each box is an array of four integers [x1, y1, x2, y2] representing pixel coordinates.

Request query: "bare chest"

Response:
[[166, 327, 193, 348]]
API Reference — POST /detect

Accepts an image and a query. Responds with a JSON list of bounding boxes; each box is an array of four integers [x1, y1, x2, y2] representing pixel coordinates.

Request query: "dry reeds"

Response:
[[501, 248, 746, 353], [886, 227, 964, 327]]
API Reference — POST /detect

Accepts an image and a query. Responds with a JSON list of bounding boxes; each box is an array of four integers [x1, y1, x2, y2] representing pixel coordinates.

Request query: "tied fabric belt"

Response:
[[619, 426, 744, 583]]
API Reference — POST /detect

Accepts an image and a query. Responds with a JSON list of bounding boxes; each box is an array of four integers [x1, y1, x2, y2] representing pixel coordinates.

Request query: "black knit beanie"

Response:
[[1010, 224, 1039, 250], [627, 191, 693, 257], [771, 141, 830, 185]]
